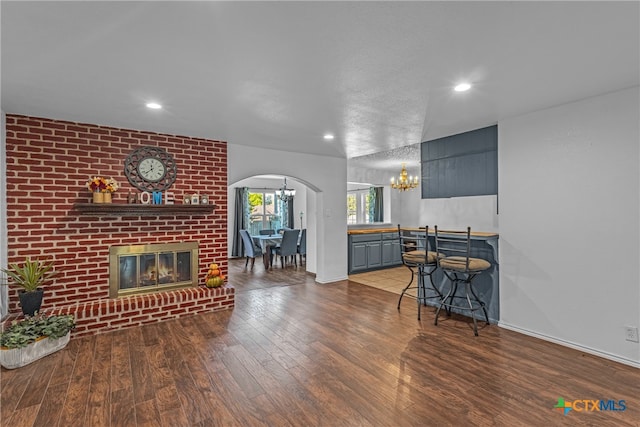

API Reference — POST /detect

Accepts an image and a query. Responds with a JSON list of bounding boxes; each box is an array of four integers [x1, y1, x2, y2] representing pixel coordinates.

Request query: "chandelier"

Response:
[[390, 163, 419, 191], [276, 177, 296, 201]]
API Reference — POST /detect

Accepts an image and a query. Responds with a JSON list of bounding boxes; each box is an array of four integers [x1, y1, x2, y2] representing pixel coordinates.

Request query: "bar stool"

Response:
[[397, 225, 443, 320], [434, 226, 490, 336]]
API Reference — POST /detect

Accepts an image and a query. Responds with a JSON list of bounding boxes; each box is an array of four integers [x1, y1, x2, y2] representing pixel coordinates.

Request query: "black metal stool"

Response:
[[397, 225, 443, 320], [434, 226, 490, 336]]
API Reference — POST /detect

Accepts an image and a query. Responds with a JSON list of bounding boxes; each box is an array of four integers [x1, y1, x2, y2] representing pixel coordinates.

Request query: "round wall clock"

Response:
[[124, 146, 177, 192]]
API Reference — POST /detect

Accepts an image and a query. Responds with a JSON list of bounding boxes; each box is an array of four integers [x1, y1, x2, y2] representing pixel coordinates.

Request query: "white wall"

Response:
[[499, 87, 640, 366], [228, 144, 347, 283], [403, 192, 498, 232]]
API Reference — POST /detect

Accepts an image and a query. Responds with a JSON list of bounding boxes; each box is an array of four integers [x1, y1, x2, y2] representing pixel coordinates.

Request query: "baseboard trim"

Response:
[[315, 275, 349, 284], [498, 322, 640, 369]]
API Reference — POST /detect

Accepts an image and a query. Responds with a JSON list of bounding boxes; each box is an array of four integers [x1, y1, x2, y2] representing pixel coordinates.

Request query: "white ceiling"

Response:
[[2, 1, 638, 171]]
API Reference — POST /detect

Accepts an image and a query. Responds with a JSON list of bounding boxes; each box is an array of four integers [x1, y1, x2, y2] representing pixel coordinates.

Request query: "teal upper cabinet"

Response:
[[421, 125, 497, 199]]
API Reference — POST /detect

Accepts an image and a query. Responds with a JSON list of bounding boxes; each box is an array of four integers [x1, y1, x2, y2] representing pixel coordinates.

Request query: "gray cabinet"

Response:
[[348, 232, 401, 274], [350, 242, 369, 272], [381, 232, 402, 266], [365, 241, 382, 268]]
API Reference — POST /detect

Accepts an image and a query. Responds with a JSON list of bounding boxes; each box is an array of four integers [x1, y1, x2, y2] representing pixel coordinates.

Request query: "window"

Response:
[[248, 190, 283, 234], [347, 189, 372, 224]]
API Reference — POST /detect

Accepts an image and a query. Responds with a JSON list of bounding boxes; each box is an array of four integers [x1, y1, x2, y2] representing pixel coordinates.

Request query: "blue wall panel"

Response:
[[421, 125, 498, 199]]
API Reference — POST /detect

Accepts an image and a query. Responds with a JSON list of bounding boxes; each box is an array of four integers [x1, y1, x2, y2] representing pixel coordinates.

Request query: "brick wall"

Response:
[[4, 114, 233, 336]]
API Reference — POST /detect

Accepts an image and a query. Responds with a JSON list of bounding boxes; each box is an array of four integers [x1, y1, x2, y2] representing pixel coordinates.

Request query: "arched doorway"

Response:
[[227, 174, 317, 272]]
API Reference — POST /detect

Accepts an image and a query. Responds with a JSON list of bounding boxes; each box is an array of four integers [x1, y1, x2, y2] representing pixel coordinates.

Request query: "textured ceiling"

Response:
[[2, 1, 638, 170]]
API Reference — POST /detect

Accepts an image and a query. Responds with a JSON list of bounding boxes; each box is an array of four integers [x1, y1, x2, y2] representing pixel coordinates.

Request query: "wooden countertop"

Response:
[[348, 228, 398, 234], [348, 227, 498, 238]]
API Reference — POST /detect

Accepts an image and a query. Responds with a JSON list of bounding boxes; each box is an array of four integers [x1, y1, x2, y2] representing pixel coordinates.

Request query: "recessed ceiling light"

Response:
[[323, 134, 334, 140], [146, 102, 162, 109], [454, 83, 471, 92]]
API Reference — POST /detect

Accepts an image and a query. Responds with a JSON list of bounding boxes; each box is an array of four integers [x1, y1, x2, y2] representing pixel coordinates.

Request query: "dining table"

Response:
[[251, 234, 283, 269]]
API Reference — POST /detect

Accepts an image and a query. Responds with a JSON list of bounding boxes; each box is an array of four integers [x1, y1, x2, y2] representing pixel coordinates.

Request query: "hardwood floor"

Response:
[[2, 258, 638, 426]]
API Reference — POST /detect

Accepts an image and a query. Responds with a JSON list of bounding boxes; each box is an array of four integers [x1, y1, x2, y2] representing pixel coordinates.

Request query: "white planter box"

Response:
[[0, 332, 70, 369]]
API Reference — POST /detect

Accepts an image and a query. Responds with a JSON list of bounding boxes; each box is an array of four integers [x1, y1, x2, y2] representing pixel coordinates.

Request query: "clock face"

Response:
[[124, 146, 177, 192], [138, 158, 166, 182]]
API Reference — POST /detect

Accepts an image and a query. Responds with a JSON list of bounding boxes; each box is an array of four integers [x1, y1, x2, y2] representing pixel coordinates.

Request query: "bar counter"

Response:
[[347, 226, 500, 323], [348, 227, 498, 238]]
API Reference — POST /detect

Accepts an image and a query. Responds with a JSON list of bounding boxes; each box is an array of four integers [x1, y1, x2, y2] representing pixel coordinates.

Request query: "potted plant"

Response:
[[0, 313, 75, 369], [86, 176, 119, 203], [1, 258, 57, 316]]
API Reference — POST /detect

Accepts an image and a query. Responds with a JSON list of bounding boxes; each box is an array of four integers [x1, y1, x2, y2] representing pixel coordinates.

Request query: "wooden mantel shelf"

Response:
[[73, 203, 215, 216]]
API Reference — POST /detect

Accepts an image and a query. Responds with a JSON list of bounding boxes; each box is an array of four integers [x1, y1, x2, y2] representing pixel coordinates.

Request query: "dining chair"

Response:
[[239, 229, 263, 269], [397, 225, 443, 320], [434, 226, 490, 336], [259, 229, 275, 235], [272, 229, 300, 268], [297, 228, 307, 265]]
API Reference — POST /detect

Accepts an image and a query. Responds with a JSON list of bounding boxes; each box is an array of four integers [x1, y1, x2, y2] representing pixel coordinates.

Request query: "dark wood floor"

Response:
[[2, 258, 639, 426]]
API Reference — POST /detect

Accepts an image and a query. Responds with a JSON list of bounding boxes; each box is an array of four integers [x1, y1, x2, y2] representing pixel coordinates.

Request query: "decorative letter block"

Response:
[[139, 191, 152, 205], [165, 191, 175, 205], [152, 191, 162, 205]]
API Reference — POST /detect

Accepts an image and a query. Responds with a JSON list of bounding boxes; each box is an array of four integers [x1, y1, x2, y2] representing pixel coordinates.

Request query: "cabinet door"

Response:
[[366, 241, 382, 268], [350, 242, 368, 272], [392, 240, 402, 264], [382, 240, 401, 266]]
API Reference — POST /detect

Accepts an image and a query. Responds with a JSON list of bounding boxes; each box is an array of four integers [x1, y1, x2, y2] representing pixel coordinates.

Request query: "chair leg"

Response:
[[463, 282, 479, 336], [417, 267, 425, 321], [467, 279, 490, 324], [245, 257, 249, 268], [444, 274, 458, 316], [397, 266, 416, 310], [250, 257, 255, 269], [427, 271, 443, 302], [435, 280, 458, 326], [435, 273, 489, 335]]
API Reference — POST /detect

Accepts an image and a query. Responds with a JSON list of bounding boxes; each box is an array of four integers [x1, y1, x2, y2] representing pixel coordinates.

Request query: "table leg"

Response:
[[263, 244, 273, 269]]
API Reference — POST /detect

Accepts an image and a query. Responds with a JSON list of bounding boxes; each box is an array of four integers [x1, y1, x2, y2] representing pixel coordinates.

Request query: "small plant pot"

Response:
[[18, 288, 44, 316]]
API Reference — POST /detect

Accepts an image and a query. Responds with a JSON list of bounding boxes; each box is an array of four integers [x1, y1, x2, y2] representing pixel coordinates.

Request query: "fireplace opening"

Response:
[[109, 242, 199, 298]]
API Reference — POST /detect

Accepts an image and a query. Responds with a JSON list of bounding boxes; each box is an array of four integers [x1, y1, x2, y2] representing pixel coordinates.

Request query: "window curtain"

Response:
[[277, 197, 295, 229], [287, 198, 294, 228], [369, 187, 384, 223], [231, 187, 249, 257]]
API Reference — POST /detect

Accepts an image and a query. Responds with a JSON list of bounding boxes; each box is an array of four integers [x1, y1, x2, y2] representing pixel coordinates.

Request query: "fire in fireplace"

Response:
[[109, 242, 199, 298]]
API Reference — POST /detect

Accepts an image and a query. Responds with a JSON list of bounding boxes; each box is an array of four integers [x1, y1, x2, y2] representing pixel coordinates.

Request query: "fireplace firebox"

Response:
[[109, 242, 199, 298]]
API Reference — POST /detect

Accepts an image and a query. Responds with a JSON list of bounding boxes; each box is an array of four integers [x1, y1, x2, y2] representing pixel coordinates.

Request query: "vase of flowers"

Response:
[[86, 176, 119, 203]]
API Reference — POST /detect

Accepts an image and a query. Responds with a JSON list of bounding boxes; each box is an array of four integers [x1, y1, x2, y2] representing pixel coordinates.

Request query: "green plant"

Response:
[[0, 313, 75, 349], [1, 258, 57, 292]]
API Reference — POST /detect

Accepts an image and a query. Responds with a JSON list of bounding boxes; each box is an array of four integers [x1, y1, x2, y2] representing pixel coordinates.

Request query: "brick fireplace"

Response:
[[4, 115, 233, 337]]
